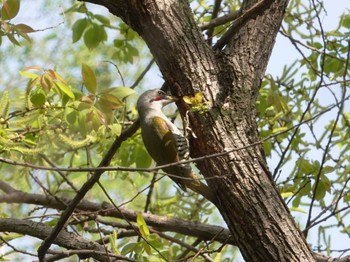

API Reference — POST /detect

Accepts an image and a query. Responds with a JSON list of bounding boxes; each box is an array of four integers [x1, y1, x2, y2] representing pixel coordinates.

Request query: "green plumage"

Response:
[[137, 89, 217, 204]]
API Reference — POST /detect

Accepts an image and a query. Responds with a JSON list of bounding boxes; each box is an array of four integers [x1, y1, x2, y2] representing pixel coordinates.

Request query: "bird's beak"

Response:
[[166, 95, 179, 102]]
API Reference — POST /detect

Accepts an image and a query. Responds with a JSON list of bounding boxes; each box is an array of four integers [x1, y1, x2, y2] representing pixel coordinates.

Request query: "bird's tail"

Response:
[[186, 173, 217, 205]]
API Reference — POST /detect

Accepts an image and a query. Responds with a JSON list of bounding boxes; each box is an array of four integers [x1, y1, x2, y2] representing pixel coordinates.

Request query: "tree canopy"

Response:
[[0, 0, 349, 261]]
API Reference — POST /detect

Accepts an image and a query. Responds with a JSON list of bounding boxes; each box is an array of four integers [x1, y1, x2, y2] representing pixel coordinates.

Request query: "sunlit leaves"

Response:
[[340, 14, 350, 29], [72, 18, 88, 43], [137, 213, 150, 239], [20, 66, 75, 105], [69, 6, 110, 49], [1, 0, 20, 20], [259, 3, 349, 232], [111, 86, 135, 100], [81, 63, 97, 93], [94, 14, 110, 26], [0, 91, 9, 120], [30, 88, 46, 107], [113, 40, 139, 64], [0, 0, 34, 45], [98, 91, 123, 110], [84, 24, 107, 49], [54, 81, 75, 99], [183, 92, 210, 114]]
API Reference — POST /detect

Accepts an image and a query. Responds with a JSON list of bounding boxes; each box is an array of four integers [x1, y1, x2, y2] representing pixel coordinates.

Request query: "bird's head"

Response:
[[137, 89, 178, 111]]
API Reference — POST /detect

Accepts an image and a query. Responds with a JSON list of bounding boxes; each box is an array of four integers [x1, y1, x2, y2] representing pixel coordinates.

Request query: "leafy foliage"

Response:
[[256, 0, 350, 253]]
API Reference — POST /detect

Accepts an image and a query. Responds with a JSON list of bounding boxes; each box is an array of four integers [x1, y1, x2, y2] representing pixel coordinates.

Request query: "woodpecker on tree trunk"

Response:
[[136, 89, 216, 204]]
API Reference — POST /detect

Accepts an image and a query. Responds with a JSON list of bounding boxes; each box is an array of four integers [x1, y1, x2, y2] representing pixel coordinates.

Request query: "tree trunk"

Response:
[[84, 0, 315, 261]]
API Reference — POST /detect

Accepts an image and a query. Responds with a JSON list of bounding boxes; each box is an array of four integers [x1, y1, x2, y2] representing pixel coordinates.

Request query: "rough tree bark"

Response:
[[83, 0, 315, 261]]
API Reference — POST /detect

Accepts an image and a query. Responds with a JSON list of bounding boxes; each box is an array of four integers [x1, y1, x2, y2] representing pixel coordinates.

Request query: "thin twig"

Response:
[[206, 0, 222, 46], [130, 59, 155, 89], [144, 173, 157, 212], [103, 60, 125, 87], [304, 0, 335, 238]]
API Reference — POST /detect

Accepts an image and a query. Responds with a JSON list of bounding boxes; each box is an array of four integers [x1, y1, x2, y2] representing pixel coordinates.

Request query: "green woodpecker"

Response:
[[136, 89, 216, 204]]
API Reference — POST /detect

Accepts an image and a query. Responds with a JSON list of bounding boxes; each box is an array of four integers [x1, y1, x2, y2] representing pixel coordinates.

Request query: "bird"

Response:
[[136, 88, 216, 204]]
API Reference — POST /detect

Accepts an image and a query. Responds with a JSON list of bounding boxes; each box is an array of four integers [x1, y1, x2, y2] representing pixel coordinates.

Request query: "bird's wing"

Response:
[[150, 117, 214, 196], [150, 116, 193, 191], [151, 116, 181, 163]]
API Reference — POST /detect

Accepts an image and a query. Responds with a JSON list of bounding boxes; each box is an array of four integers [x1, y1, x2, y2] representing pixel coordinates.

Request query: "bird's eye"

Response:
[[157, 90, 165, 96]]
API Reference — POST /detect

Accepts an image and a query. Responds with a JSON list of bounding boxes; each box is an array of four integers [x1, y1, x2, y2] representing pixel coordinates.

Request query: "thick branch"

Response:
[[0, 189, 346, 262], [0, 218, 111, 262], [0, 188, 233, 245]]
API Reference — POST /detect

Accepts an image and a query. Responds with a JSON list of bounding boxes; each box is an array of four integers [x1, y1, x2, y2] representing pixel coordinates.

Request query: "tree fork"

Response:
[[82, 0, 314, 261]]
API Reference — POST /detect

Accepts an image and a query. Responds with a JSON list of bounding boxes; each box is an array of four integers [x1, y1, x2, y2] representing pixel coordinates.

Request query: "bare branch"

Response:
[[0, 188, 234, 245], [0, 180, 18, 194], [0, 218, 111, 262], [199, 9, 241, 31], [130, 59, 155, 89], [0, 181, 346, 262], [206, 0, 222, 46]]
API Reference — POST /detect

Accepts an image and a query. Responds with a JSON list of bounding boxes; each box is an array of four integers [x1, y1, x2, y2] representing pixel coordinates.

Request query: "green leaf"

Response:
[[121, 242, 142, 256], [108, 123, 122, 136], [322, 166, 335, 174], [214, 251, 223, 262], [15, 23, 34, 33], [98, 93, 123, 110], [289, 207, 307, 213], [272, 126, 288, 134], [0, 91, 9, 118], [102, 87, 135, 100], [6, 32, 20, 46], [314, 181, 326, 201], [94, 14, 110, 26], [344, 192, 350, 203], [19, 70, 39, 79], [84, 26, 99, 49], [324, 56, 343, 75], [72, 18, 88, 43], [298, 158, 317, 174], [1, 0, 20, 20], [65, 107, 78, 125], [30, 89, 46, 107], [136, 213, 150, 238], [54, 81, 75, 99], [81, 63, 97, 94], [83, 24, 105, 49], [341, 14, 350, 29], [292, 195, 301, 208], [109, 230, 120, 255], [281, 192, 294, 198]]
